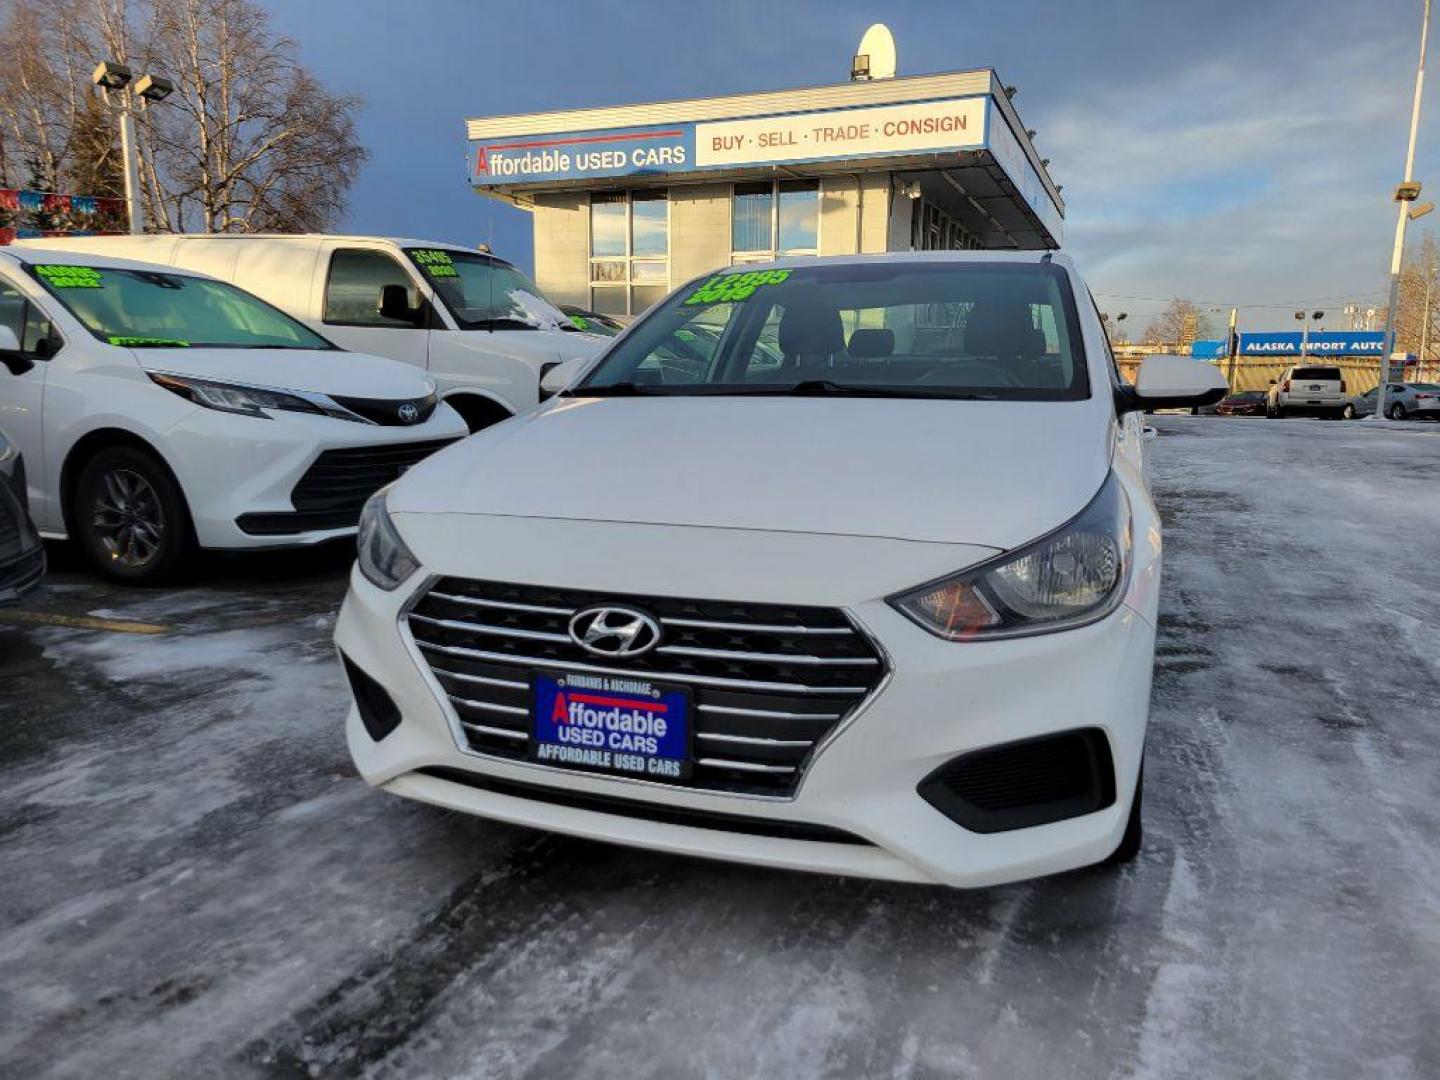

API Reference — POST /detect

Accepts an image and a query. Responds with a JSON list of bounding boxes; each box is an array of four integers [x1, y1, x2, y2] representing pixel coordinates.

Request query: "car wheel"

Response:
[[1102, 763, 1143, 866], [1271, 404, 1286, 419], [1341, 403, 1355, 419], [73, 446, 193, 584], [1388, 403, 1407, 420]]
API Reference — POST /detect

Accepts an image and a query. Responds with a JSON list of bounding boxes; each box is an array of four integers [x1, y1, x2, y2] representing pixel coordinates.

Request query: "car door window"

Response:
[[323, 249, 421, 328], [0, 279, 60, 357]]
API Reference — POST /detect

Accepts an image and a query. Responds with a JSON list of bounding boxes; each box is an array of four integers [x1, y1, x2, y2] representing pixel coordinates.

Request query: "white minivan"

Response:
[[22, 235, 607, 432], [0, 248, 466, 582]]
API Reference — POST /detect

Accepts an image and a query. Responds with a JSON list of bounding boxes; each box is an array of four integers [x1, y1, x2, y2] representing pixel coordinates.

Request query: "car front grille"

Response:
[[290, 438, 459, 516], [329, 392, 440, 427], [405, 577, 889, 796]]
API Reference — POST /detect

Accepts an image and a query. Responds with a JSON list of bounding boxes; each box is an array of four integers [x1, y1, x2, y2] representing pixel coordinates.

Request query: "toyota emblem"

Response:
[[397, 402, 420, 424], [568, 606, 662, 658]]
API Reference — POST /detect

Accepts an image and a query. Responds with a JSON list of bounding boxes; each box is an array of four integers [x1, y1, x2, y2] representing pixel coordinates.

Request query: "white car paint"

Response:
[[333, 250, 1226, 889], [20, 234, 607, 424], [0, 247, 466, 555]]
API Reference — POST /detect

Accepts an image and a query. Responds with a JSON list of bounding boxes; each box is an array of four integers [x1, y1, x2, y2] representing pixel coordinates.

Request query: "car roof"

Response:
[[721, 249, 1074, 272], [0, 246, 221, 278]]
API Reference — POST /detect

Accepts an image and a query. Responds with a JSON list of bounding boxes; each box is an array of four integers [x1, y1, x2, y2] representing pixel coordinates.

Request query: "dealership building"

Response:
[[464, 67, 1064, 317]]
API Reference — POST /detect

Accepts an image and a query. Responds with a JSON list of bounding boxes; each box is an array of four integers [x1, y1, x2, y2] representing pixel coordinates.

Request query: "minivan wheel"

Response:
[[1101, 764, 1144, 867], [1341, 403, 1355, 419], [73, 446, 193, 584]]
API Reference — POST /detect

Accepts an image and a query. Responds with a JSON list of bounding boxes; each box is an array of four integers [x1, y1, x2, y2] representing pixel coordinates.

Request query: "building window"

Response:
[[590, 190, 668, 316], [911, 200, 980, 252], [731, 180, 819, 263]]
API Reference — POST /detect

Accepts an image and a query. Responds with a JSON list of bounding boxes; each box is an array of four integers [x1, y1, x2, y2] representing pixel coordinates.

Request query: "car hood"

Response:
[[390, 396, 1116, 549], [453, 328, 608, 366], [127, 346, 434, 399]]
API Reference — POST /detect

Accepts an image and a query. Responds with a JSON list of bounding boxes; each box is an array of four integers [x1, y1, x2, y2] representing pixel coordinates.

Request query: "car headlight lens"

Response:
[[149, 372, 356, 420], [889, 472, 1132, 640], [356, 491, 420, 591]]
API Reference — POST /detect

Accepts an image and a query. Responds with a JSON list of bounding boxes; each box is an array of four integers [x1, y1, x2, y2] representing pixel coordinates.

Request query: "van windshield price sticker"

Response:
[[107, 336, 190, 348], [411, 249, 459, 278], [684, 268, 790, 305], [36, 265, 104, 289]]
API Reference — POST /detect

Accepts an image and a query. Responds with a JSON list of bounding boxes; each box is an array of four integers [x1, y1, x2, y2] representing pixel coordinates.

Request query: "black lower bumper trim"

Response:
[[415, 765, 874, 846], [236, 509, 361, 536]]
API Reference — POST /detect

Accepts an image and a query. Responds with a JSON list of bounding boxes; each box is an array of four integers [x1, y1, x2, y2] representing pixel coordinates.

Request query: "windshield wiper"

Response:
[[562, 381, 654, 397], [466, 317, 541, 331], [783, 380, 999, 400]]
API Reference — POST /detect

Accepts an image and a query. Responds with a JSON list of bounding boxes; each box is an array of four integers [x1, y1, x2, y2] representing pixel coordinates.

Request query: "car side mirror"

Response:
[[1116, 354, 1228, 414], [539, 356, 590, 399], [0, 326, 33, 375], [378, 284, 419, 324]]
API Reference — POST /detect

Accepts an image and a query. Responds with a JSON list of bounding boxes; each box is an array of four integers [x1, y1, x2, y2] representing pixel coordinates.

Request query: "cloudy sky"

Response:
[[265, 0, 1437, 334]]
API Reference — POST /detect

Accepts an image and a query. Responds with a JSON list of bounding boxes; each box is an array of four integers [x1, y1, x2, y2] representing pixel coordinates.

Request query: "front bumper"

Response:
[[160, 406, 467, 550], [335, 512, 1159, 889]]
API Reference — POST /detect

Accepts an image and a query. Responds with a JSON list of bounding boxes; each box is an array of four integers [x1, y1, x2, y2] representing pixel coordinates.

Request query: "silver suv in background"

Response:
[[1345, 382, 1440, 420], [1267, 365, 1347, 418]]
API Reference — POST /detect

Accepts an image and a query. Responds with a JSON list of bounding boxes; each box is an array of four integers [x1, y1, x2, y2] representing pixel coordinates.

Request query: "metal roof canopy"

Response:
[[464, 69, 1063, 249]]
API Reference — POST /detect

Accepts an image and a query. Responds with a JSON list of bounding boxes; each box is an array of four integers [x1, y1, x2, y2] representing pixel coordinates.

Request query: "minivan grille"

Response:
[[290, 438, 458, 515], [405, 578, 889, 796], [329, 392, 439, 427]]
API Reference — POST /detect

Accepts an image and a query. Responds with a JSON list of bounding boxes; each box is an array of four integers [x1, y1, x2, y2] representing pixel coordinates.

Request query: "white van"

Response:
[[20, 235, 607, 432]]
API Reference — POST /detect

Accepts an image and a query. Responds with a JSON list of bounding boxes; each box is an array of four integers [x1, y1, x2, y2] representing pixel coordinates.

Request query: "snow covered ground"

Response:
[[0, 416, 1437, 1079]]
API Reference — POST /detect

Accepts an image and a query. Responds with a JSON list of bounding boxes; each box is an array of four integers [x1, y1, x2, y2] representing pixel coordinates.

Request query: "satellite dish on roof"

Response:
[[852, 23, 896, 81]]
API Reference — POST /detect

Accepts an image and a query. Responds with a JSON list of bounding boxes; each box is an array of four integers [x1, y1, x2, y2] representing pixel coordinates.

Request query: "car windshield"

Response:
[[26, 263, 333, 349], [405, 247, 573, 332], [574, 260, 1090, 400], [1235, 391, 1266, 399]]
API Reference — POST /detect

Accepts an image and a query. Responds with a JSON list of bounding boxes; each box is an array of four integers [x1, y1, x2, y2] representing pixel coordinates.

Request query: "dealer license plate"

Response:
[[530, 672, 692, 781]]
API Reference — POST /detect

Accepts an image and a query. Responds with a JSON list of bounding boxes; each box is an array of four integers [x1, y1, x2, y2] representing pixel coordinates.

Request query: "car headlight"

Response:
[[889, 472, 1132, 640], [357, 491, 420, 591], [149, 372, 356, 420]]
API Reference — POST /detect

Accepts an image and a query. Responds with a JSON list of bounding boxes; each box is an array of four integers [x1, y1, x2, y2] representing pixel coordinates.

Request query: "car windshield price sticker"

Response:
[[684, 268, 791, 305], [107, 336, 191, 348], [36, 265, 104, 288], [531, 673, 691, 780], [411, 249, 459, 278]]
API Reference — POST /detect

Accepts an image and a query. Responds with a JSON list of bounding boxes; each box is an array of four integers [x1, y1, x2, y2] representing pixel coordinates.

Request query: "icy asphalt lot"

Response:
[[1, 416, 1438, 1080]]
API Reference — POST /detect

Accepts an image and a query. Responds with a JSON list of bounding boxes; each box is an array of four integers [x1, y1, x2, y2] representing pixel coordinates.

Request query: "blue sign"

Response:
[[1190, 339, 1228, 359], [469, 124, 693, 186], [1237, 331, 1386, 357], [530, 673, 690, 781]]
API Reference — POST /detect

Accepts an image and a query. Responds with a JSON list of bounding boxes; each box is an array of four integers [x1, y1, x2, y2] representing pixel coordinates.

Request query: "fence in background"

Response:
[[1118, 357, 1440, 395]]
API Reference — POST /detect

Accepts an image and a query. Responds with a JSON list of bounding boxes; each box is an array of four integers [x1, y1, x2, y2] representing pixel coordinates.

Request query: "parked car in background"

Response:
[[0, 248, 466, 583], [334, 251, 1227, 889], [560, 306, 626, 336], [1266, 364, 1347, 418], [0, 421, 44, 604], [1345, 382, 1440, 420], [1214, 390, 1268, 416], [20, 235, 608, 432]]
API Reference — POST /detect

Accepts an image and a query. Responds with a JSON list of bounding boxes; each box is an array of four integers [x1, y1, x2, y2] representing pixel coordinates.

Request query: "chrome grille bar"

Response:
[[410, 612, 570, 645], [413, 638, 871, 696], [450, 695, 528, 717], [433, 668, 528, 691], [697, 703, 841, 721], [429, 591, 573, 617], [696, 732, 813, 749], [461, 721, 528, 741], [656, 644, 879, 667], [696, 758, 796, 774], [661, 616, 855, 636]]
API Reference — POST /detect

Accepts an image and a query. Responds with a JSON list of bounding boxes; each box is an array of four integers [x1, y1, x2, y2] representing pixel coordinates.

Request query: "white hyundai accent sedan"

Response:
[[0, 248, 466, 583], [334, 251, 1225, 888]]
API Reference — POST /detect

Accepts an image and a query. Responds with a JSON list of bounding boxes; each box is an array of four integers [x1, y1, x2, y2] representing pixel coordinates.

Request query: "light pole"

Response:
[[1376, 0, 1430, 421], [1295, 309, 1323, 358], [91, 62, 173, 235]]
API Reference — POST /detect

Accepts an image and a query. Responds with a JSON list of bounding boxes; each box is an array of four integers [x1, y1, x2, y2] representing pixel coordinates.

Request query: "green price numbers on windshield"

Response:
[[412, 249, 459, 278], [36, 265, 104, 289], [107, 336, 191, 348], [684, 269, 790, 305], [569, 315, 590, 330]]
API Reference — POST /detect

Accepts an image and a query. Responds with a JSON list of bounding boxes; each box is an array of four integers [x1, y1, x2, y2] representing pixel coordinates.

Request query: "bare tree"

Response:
[[1394, 230, 1438, 362], [0, 0, 367, 233], [1143, 298, 1207, 346]]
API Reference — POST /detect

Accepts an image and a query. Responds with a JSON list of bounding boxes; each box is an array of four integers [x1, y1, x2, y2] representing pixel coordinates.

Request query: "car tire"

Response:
[[1341, 403, 1355, 419], [1102, 764, 1144, 866], [73, 446, 193, 585], [1270, 404, 1285, 419], [1388, 403, 1406, 420]]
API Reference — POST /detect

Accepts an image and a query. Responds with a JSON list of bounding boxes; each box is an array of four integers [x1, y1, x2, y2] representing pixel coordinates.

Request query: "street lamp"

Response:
[[91, 59, 172, 235], [1294, 309, 1324, 357], [1376, 0, 1431, 422]]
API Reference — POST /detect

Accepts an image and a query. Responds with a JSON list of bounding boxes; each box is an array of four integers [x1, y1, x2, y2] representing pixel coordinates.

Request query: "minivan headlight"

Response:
[[889, 472, 1132, 640], [149, 372, 356, 421], [356, 491, 420, 591]]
